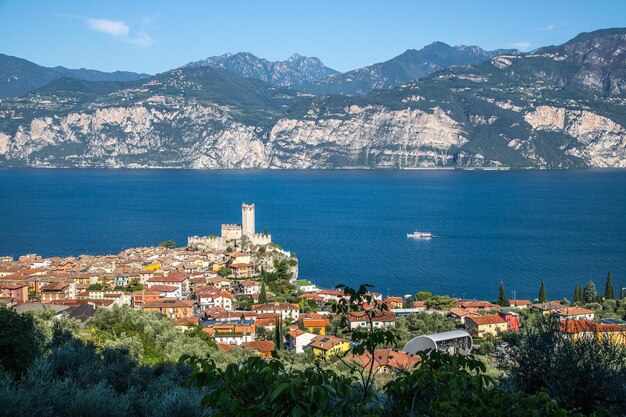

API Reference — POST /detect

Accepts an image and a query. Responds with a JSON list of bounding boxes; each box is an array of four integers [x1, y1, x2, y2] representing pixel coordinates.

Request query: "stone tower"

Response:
[[242, 203, 255, 236]]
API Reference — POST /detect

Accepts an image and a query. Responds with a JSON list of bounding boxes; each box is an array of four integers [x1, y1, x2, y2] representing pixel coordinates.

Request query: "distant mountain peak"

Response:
[[185, 51, 338, 88]]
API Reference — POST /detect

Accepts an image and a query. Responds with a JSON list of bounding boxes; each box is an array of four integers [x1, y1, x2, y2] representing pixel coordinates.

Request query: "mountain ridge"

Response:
[[0, 53, 151, 98], [1, 28, 625, 169]]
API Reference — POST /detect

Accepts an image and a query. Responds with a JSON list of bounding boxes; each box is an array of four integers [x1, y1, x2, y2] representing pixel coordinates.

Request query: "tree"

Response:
[[0, 306, 42, 376], [537, 282, 547, 303], [258, 282, 268, 304], [497, 281, 510, 307], [572, 285, 579, 304], [274, 317, 282, 351], [500, 315, 626, 415], [583, 280, 597, 304], [605, 271, 615, 300], [158, 240, 176, 249], [217, 267, 232, 278], [415, 291, 432, 301], [425, 295, 457, 310]]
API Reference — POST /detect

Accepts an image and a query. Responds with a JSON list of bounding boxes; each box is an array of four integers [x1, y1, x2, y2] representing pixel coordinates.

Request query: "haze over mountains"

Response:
[[0, 29, 625, 169], [0, 53, 151, 98]]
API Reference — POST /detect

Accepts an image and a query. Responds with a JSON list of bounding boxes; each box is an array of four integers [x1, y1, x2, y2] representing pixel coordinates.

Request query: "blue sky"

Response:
[[1, 0, 624, 74]]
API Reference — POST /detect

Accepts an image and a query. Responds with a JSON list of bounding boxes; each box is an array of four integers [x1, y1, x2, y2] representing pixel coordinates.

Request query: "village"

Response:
[[1, 203, 625, 374]]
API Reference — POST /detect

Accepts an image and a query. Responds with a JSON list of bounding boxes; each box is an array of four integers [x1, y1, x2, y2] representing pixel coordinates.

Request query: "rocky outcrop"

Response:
[[524, 106, 626, 167], [268, 106, 465, 167]]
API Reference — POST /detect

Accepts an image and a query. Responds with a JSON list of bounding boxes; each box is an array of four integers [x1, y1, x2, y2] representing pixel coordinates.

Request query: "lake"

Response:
[[1, 168, 625, 300]]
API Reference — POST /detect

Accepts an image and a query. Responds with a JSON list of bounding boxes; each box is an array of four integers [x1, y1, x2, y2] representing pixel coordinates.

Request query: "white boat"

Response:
[[407, 231, 432, 239]]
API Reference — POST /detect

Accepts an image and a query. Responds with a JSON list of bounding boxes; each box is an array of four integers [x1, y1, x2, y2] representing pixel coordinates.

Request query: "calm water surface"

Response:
[[1, 168, 625, 300]]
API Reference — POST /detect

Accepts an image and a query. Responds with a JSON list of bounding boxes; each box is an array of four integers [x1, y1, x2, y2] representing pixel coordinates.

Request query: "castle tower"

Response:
[[242, 203, 255, 237]]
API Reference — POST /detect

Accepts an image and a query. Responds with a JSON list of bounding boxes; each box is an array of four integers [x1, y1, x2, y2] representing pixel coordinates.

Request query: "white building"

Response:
[[286, 329, 317, 354]]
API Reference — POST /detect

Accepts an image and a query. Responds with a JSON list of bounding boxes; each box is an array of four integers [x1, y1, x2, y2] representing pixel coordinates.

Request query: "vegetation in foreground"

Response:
[[0, 285, 624, 416]]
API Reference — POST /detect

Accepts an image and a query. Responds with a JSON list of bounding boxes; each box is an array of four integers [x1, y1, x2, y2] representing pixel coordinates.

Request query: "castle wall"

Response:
[[221, 224, 242, 240], [247, 233, 272, 246], [187, 236, 228, 252]]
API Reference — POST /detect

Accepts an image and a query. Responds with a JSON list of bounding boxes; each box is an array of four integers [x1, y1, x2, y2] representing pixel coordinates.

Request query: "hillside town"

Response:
[[1, 203, 625, 368]]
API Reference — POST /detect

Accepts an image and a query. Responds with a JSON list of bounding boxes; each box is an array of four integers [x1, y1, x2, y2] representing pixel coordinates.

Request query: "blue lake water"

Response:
[[1, 168, 625, 300]]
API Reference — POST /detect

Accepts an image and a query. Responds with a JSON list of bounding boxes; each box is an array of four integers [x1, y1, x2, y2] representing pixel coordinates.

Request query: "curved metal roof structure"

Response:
[[402, 330, 472, 356]]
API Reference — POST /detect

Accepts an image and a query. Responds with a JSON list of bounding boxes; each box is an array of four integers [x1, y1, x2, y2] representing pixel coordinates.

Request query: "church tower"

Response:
[[242, 203, 255, 237]]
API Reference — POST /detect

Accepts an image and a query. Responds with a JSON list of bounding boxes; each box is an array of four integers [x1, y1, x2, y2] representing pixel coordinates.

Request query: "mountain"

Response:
[[0, 28, 625, 169], [185, 52, 338, 89], [0, 53, 151, 98], [310, 42, 517, 95]]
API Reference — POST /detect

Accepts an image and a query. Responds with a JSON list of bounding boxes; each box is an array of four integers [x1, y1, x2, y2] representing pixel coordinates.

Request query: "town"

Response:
[[1, 203, 625, 371]]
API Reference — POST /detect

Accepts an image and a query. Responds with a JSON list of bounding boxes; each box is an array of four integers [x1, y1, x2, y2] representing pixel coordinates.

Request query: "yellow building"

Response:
[[465, 314, 508, 338], [561, 320, 626, 346], [306, 335, 351, 360], [144, 262, 161, 272]]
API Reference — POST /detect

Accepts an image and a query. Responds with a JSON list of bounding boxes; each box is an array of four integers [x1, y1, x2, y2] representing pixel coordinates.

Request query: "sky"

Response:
[[1, 0, 625, 74]]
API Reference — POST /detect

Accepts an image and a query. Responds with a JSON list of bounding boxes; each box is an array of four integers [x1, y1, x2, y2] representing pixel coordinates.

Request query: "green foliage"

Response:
[[583, 280, 597, 304], [500, 315, 626, 415], [604, 271, 615, 300], [258, 281, 268, 304], [217, 267, 232, 278], [384, 350, 578, 417], [425, 295, 457, 310], [415, 291, 433, 301], [87, 283, 103, 291], [0, 306, 42, 376], [127, 277, 144, 292], [538, 282, 547, 303], [497, 281, 510, 307], [394, 313, 457, 348], [158, 240, 176, 249], [184, 355, 361, 416]]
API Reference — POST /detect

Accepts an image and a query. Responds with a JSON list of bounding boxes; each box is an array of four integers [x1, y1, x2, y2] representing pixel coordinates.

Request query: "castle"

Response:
[[187, 203, 272, 251]]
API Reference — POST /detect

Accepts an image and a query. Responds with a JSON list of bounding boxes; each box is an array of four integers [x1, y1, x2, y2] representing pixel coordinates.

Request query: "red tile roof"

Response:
[[467, 314, 507, 326]]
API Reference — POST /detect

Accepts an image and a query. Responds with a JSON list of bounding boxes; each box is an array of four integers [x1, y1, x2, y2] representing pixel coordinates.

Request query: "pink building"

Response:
[[0, 281, 29, 303], [498, 311, 520, 332]]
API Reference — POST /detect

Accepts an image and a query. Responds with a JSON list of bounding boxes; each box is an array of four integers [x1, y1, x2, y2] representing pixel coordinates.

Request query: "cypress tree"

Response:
[[621, 284, 624, 300], [604, 271, 615, 300], [583, 280, 596, 304], [538, 282, 547, 303], [497, 281, 510, 307], [259, 281, 268, 304], [274, 317, 282, 351], [573, 285, 580, 303]]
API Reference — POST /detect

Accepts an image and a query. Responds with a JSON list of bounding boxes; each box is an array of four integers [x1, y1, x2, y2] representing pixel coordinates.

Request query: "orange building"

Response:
[[242, 340, 275, 359], [203, 319, 256, 345]]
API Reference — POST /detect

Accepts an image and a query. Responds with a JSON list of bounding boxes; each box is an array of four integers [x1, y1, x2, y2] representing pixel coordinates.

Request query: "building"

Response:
[[403, 330, 473, 356], [143, 299, 194, 319], [498, 311, 521, 332], [301, 312, 330, 335], [286, 329, 317, 354], [238, 280, 261, 295], [146, 271, 190, 297], [242, 340, 275, 359], [447, 308, 476, 324], [346, 310, 396, 331], [197, 290, 233, 311], [458, 300, 499, 312], [305, 335, 351, 360], [296, 280, 317, 293], [0, 281, 28, 303], [203, 319, 255, 345], [509, 299, 531, 309], [242, 203, 255, 236], [230, 263, 256, 278], [348, 349, 421, 374], [555, 306, 595, 321], [384, 297, 404, 309], [561, 320, 626, 346], [252, 302, 300, 321], [40, 281, 76, 303], [465, 314, 508, 338]]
